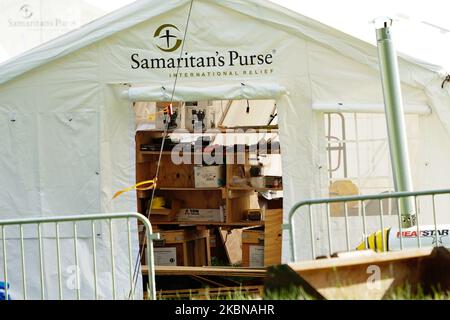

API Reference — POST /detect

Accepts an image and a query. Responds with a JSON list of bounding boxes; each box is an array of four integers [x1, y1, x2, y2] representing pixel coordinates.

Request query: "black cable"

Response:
[[267, 103, 277, 125], [441, 74, 450, 89]]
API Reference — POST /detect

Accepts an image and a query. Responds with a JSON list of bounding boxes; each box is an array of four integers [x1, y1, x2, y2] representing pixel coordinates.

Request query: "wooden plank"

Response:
[[264, 209, 282, 266], [220, 228, 243, 265], [288, 248, 434, 271], [242, 230, 263, 244], [228, 187, 283, 192], [158, 187, 224, 191], [150, 209, 171, 216], [143, 265, 267, 277], [150, 221, 264, 227], [158, 229, 209, 243]]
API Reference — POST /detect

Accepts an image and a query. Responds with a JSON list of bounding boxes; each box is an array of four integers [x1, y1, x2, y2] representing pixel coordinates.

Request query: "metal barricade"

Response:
[[286, 189, 450, 262], [0, 212, 158, 300]]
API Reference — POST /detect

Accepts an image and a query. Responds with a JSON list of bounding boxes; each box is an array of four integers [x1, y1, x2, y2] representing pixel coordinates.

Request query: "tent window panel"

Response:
[[354, 113, 388, 141], [324, 112, 420, 201]]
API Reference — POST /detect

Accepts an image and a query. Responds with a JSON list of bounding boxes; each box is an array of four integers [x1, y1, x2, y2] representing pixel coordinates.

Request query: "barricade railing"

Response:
[[0, 212, 158, 300], [285, 189, 450, 261]]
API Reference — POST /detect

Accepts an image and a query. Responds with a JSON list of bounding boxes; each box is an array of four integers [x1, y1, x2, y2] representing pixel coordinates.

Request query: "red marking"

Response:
[[397, 231, 418, 238]]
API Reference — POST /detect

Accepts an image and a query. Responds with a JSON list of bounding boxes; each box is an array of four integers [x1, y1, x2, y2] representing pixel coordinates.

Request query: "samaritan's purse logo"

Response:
[[130, 23, 275, 77], [20, 4, 33, 19], [154, 24, 182, 52]]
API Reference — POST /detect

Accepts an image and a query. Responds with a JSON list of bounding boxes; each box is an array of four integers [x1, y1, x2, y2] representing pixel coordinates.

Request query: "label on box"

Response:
[[249, 245, 264, 267], [194, 165, 225, 188], [178, 208, 224, 222], [153, 247, 177, 266]]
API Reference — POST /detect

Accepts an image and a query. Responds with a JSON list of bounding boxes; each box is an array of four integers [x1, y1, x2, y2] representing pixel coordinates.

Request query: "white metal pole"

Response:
[[375, 18, 415, 227]]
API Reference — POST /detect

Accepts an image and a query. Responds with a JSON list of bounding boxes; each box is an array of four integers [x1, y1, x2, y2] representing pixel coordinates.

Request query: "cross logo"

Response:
[[154, 24, 182, 52], [20, 4, 33, 19]]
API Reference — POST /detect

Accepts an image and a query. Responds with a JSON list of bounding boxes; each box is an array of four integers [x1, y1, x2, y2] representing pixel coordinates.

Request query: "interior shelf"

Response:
[[158, 187, 225, 191], [227, 186, 283, 192], [136, 115, 283, 268]]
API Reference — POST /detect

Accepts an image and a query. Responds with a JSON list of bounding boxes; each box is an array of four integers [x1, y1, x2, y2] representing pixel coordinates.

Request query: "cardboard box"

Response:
[[242, 230, 264, 267], [153, 247, 177, 266], [194, 165, 225, 188], [177, 207, 225, 222], [149, 229, 210, 266], [249, 245, 264, 267]]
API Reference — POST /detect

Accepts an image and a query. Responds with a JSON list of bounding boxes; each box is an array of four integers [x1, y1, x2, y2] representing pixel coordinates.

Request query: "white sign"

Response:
[[153, 247, 177, 266], [249, 245, 264, 267]]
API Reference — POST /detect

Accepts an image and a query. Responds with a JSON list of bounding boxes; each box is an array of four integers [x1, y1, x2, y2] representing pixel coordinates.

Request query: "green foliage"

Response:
[[386, 283, 450, 300]]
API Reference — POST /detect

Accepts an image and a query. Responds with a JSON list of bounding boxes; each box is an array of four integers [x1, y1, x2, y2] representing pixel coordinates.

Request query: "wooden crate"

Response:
[[151, 229, 211, 267], [264, 209, 282, 266], [242, 229, 264, 267], [241, 209, 282, 267]]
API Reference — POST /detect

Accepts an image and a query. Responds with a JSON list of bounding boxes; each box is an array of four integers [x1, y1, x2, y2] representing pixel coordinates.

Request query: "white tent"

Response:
[[1, 0, 450, 298], [0, 0, 103, 63]]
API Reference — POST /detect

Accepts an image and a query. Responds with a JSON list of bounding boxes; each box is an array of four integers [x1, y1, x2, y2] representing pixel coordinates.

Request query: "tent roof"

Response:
[[0, 0, 105, 64], [0, 0, 445, 86]]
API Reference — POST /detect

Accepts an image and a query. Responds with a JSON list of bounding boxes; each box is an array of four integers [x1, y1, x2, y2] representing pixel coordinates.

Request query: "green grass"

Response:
[[152, 284, 450, 300], [386, 284, 450, 300]]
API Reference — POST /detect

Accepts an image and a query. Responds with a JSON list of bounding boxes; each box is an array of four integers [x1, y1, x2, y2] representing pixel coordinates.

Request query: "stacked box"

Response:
[[194, 165, 225, 188], [241, 230, 264, 267], [149, 229, 210, 266]]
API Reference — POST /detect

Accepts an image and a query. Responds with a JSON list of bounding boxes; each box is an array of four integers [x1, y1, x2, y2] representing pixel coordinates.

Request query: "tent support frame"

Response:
[[375, 20, 415, 227]]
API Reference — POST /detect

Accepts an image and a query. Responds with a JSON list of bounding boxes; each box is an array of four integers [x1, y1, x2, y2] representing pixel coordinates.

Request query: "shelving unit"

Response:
[[136, 128, 283, 267]]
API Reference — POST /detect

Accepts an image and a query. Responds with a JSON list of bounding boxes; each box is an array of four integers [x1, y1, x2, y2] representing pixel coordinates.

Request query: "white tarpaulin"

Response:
[[122, 82, 288, 102], [1, 0, 450, 298]]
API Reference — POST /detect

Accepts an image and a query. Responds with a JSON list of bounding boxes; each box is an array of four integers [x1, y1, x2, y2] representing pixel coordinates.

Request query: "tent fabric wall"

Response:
[[0, 0, 450, 298]]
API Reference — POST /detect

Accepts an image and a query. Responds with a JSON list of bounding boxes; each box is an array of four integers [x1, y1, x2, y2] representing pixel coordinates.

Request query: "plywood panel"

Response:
[[264, 209, 282, 266], [220, 228, 243, 265]]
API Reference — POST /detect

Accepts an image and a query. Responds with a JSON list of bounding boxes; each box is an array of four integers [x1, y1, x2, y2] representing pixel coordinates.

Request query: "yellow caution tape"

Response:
[[112, 178, 157, 200]]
